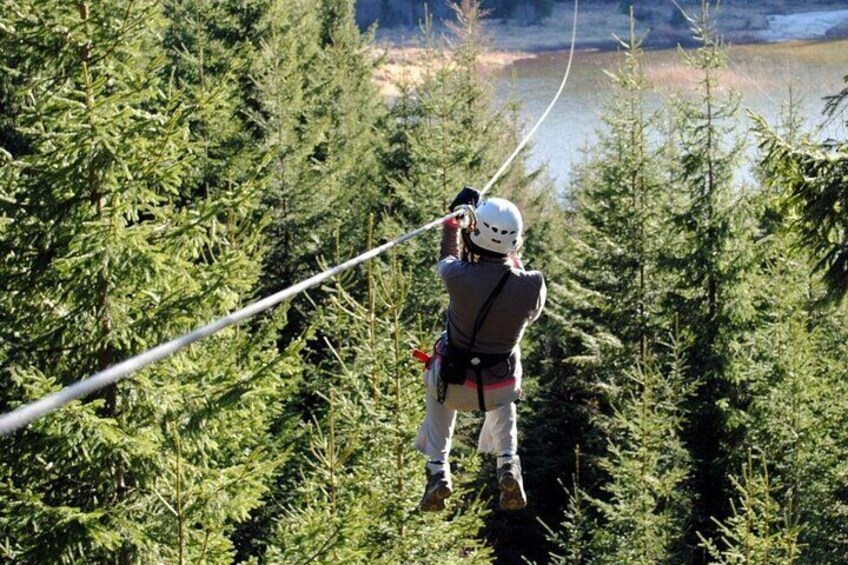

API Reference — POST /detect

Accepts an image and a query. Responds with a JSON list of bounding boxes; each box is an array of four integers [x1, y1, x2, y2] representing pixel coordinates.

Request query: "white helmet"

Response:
[[469, 197, 523, 255]]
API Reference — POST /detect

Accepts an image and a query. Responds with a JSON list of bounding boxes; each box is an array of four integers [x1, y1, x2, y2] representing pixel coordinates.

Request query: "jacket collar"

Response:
[[478, 254, 512, 267]]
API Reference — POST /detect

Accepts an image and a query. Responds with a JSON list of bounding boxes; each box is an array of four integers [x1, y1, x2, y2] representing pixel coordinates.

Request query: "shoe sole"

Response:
[[419, 484, 452, 512], [499, 476, 527, 511]]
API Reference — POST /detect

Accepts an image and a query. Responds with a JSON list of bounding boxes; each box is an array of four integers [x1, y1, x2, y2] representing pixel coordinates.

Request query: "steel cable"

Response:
[[0, 0, 579, 436]]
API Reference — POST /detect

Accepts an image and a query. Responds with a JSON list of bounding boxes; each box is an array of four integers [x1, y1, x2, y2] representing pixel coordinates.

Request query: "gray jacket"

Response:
[[438, 221, 546, 356]]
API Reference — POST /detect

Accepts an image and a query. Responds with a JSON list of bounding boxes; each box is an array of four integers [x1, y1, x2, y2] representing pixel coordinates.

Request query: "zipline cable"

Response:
[[481, 0, 578, 196], [0, 0, 579, 436], [0, 213, 460, 436]]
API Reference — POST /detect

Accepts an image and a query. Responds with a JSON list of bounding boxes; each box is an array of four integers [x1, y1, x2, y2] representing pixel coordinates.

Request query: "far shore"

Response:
[[372, 1, 848, 52], [372, 2, 848, 97]]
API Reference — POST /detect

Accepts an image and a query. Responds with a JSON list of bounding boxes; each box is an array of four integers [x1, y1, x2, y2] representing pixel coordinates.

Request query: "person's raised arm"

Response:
[[439, 185, 480, 263]]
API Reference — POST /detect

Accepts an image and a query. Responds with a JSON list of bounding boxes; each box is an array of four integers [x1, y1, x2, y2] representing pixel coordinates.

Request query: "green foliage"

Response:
[[662, 1, 753, 545], [734, 92, 848, 563], [666, 0, 746, 347], [733, 272, 848, 561], [753, 112, 848, 306], [266, 259, 491, 563], [252, 0, 382, 302], [533, 13, 703, 564], [161, 0, 262, 201], [4, 0, 848, 561], [550, 341, 693, 565], [247, 0, 326, 290], [567, 19, 672, 373], [587, 343, 693, 565], [699, 451, 802, 564], [545, 449, 592, 565], [547, 8, 848, 563], [0, 1, 297, 562]]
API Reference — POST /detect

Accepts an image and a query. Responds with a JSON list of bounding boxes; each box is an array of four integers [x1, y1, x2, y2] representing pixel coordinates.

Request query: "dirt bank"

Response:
[[373, 47, 536, 98]]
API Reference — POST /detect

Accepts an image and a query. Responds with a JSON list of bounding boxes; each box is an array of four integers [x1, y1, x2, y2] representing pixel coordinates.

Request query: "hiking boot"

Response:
[[419, 467, 453, 512], [498, 458, 527, 511]]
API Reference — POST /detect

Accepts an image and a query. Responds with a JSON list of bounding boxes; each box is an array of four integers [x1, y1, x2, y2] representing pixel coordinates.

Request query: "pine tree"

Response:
[[734, 90, 848, 563], [253, 0, 383, 315], [0, 37, 28, 159], [234, 2, 393, 552], [313, 0, 384, 261], [586, 340, 693, 564], [532, 15, 679, 562], [753, 74, 848, 306], [545, 447, 593, 565], [161, 0, 262, 202], [0, 2, 295, 561], [246, 0, 326, 292], [664, 1, 751, 541], [566, 13, 671, 375], [734, 272, 848, 562], [698, 451, 801, 564]]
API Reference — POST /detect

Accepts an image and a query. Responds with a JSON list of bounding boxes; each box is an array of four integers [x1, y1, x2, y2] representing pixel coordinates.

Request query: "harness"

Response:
[[440, 270, 513, 410]]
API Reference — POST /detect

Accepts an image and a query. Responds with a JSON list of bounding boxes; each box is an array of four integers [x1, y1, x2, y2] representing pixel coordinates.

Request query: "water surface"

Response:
[[493, 39, 848, 192]]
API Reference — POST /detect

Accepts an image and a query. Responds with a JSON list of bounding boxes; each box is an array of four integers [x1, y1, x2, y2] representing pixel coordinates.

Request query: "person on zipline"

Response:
[[415, 186, 546, 511]]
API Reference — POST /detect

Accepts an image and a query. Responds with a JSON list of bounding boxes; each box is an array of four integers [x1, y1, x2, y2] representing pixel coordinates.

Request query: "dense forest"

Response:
[[356, 0, 556, 27], [354, 0, 815, 30], [2, 0, 848, 563]]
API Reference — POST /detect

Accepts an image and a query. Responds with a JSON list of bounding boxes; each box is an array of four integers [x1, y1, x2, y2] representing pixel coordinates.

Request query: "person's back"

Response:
[[440, 254, 544, 355]]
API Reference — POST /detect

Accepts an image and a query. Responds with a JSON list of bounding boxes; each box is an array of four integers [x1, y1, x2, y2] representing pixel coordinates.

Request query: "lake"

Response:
[[492, 39, 848, 192]]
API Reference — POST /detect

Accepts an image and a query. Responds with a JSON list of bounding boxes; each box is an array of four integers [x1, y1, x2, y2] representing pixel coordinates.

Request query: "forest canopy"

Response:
[[1, 0, 848, 564]]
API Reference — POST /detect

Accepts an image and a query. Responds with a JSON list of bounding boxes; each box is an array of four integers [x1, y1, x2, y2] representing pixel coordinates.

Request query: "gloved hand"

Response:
[[453, 204, 476, 229], [449, 185, 480, 211]]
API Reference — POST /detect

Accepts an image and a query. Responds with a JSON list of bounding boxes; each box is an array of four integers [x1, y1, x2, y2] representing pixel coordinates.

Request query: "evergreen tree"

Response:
[[247, 0, 326, 293], [533, 15, 679, 562], [566, 14, 671, 375], [0, 34, 28, 158], [545, 448, 593, 565], [547, 341, 693, 565], [585, 341, 693, 564], [161, 0, 262, 202], [488, 93, 571, 564], [663, 1, 751, 542], [753, 74, 848, 306], [253, 0, 383, 311], [698, 451, 801, 564], [735, 91, 848, 563], [734, 262, 848, 562], [0, 2, 295, 561]]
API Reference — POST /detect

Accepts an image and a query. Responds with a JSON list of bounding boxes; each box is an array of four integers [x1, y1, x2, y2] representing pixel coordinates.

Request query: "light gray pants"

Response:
[[415, 377, 518, 462]]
